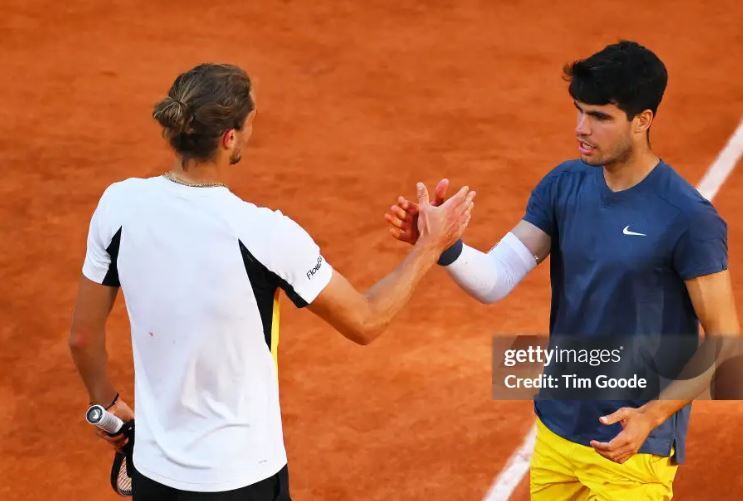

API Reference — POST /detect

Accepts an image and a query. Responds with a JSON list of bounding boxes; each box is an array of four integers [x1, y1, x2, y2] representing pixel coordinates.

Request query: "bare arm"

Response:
[[592, 270, 740, 463], [69, 275, 135, 450], [511, 219, 551, 264], [69, 275, 120, 405], [308, 245, 439, 344], [309, 183, 475, 344], [641, 269, 741, 422]]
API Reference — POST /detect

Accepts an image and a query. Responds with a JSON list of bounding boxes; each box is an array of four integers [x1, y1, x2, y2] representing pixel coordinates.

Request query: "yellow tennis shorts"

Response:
[[530, 417, 678, 500]]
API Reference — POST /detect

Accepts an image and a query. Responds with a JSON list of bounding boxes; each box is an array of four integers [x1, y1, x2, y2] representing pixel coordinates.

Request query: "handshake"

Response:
[[383, 179, 475, 254]]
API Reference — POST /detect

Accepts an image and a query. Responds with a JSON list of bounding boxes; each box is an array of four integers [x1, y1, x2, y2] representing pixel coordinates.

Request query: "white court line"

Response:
[[697, 120, 743, 200], [482, 118, 743, 501], [482, 423, 537, 501]]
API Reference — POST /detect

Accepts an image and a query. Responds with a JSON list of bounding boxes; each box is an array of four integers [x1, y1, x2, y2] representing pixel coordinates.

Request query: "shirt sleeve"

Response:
[[82, 185, 123, 286], [266, 212, 333, 308], [672, 203, 728, 280], [523, 171, 557, 237]]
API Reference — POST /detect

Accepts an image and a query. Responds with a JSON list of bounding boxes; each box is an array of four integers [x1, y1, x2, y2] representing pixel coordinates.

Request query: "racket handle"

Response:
[[86, 404, 125, 434]]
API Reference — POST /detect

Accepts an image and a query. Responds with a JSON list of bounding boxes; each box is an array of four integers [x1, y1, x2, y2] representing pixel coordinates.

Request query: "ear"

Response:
[[633, 109, 654, 135], [221, 129, 236, 149]]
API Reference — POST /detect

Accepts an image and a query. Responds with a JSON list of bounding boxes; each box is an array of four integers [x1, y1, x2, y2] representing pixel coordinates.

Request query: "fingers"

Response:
[[416, 182, 431, 206], [461, 210, 472, 230], [384, 212, 405, 229], [390, 204, 409, 221], [594, 446, 633, 463], [455, 190, 477, 220], [464, 190, 476, 212], [398, 196, 418, 214], [599, 407, 630, 425], [385, 203, 417, 230], [440, 185, 470, 209], [466, 190, 477, 204], [590, 436, 634, 463], [96, 430, 129, 451], [389, 223, 416, 244], [433, 178, 449, 206], [589, 440, 613, 451]]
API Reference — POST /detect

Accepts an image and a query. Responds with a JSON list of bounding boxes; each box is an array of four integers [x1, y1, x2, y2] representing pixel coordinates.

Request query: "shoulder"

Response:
[[97, 177, 155, 206], [654, 163, 723, 220], [542, 159, 593, 182], [227, 197, 317, 253], [227, 196, 305, 235], [652, 163, 726, 236], [532, 159, 594, 194]]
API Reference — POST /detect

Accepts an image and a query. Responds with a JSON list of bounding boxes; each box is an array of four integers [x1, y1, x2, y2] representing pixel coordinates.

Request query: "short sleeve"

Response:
[[266, 213, 333, 308], [672, 204, 728, 280], [523, 172, 557, 237], [82, 185, 122, 286]]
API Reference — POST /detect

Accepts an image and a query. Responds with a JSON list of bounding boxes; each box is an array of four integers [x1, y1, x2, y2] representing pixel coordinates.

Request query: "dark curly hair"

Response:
[[564, 41, 668, 120]]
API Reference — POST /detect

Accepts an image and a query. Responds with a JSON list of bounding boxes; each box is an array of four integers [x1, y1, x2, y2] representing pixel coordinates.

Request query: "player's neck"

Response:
[[602, 147, 659, 192], [170, 157, 230, 186]]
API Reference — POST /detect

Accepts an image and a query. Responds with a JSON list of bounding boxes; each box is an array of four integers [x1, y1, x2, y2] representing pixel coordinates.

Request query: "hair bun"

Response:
[[152, 95, 192, 134]]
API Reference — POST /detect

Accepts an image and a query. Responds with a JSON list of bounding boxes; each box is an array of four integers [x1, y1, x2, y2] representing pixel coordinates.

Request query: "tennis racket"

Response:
[[86, 404, 135, 497]]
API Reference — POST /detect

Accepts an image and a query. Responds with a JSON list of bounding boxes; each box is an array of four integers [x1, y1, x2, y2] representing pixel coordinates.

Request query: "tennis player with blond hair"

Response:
[[69, 63, 474, 500]]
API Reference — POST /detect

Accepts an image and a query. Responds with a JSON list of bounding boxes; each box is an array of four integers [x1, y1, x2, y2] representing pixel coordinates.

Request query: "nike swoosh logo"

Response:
[[623, 225, 647, 237]]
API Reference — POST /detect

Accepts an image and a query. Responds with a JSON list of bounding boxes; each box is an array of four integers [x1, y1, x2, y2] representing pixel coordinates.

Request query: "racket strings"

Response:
[[115, 453, 133, 496]]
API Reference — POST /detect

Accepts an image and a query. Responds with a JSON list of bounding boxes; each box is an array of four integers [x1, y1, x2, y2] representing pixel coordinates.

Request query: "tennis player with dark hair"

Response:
[[385, 41, 739, 499], [69, 63, 475, 500]]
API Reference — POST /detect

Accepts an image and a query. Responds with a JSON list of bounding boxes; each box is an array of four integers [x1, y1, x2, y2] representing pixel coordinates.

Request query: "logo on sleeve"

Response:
[[306, 256, 323, 280]]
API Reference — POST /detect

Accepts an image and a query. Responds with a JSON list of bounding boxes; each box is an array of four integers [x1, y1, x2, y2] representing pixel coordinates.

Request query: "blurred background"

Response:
[[1, 1, 741, 499]]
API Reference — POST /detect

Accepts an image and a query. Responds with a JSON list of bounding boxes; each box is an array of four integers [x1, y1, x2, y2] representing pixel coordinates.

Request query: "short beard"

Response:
[[584, 141, 633, 168], [603, 142, 633, 169], [581, 155, 603, 167]]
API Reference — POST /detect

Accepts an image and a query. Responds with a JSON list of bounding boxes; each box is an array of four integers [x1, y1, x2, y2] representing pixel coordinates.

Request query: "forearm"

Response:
[[640, 399, 691, 427], [69, 331, 117, 404], [444, 233, 536, 304], [641, 332, 742, 424], [361, 243, 440, 339]]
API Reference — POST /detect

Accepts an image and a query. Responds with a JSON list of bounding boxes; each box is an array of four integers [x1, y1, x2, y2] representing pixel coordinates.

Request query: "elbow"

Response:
[[343, 317, 386, 346], [352, 333, 376, 346], [348, 324, 385, 346], [478, 280, 519, 305], [476, 289, 510, 305], [68, 328, 91, 352], [339, 301, 388, 345], [475, 296, 493, 305]]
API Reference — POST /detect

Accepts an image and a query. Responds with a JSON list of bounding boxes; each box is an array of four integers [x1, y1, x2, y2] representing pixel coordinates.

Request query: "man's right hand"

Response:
[[308, 179, 474, 346], [95, 398, 134, 452], [413, 180, 475, 252], [384, 178, 450, 245]]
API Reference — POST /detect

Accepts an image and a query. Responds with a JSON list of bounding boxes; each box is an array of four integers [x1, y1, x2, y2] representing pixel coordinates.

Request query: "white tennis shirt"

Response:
[[82, 176, 333, 491]]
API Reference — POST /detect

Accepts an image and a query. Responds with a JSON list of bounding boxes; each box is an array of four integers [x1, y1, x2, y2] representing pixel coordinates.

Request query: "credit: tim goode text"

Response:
[[502, 345, 647, 390]]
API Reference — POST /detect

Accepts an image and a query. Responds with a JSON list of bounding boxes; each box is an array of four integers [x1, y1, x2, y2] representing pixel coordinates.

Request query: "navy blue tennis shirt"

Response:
[[523, 159, 728, 463]]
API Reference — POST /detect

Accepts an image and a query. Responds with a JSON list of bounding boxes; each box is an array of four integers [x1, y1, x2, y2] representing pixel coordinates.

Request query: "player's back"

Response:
[[81, 176, 332, 491]]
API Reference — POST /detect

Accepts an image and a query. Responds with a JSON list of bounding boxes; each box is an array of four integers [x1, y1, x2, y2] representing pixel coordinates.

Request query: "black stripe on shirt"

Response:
[[239, 240, 307, 349], [102, 227, 122, 287]]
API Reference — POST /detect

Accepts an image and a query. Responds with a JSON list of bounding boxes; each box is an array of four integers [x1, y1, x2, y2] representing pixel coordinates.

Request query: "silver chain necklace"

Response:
[[162, 171, 228, 189]]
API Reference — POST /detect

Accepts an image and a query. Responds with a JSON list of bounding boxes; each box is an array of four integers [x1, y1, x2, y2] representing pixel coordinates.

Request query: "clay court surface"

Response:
[[2, 1, 742, 499]]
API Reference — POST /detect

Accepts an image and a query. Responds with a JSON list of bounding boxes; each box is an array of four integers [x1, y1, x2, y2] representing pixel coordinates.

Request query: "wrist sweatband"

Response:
[[437, 239, 464, 266]]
